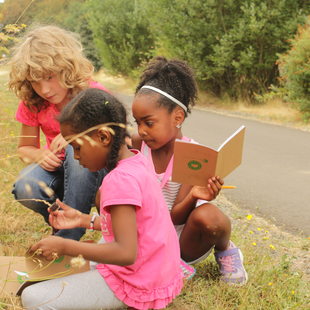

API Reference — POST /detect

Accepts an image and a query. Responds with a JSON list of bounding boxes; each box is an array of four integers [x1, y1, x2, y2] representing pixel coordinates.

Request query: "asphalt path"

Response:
[[114, 92, 310, 236]]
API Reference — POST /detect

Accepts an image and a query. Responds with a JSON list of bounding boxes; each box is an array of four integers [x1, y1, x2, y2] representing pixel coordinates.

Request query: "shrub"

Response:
[[277, 18, 310, 121], [144, 0, 309, 101], [86, 0, 155, 76]]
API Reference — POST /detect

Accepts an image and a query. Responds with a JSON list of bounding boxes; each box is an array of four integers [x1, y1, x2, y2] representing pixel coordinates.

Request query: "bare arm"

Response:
[[18, 124, 62, 171], [17, 124, 41, 162], [32, 204, 138, 265]]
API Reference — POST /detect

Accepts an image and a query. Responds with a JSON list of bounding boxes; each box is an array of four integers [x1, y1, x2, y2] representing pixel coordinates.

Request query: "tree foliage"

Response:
[[0, 0, 30, 24], [143, 0, 309, 101], [0, 0, 309, 113], [86, 0, 155, 75], [0, 0, 72, 25], [60, 1, 102, 71], [0, 0, 101, 70], [0, 24, 26, 60], [277, 18, 310, 121]]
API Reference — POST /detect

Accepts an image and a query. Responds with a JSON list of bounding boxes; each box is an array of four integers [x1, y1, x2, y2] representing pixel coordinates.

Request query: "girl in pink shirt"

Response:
[[22, 88, 186, 310], [9, 25, 108, 240]]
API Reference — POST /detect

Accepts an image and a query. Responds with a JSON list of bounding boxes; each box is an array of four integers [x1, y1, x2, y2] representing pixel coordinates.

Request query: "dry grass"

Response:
[[0, 65, 309, 309], [94, 70, 137, 95], [197, 92, 310, 132]]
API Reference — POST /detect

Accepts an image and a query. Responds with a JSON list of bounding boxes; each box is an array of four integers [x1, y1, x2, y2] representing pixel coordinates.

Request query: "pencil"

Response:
[[221, 186, 236, 189]]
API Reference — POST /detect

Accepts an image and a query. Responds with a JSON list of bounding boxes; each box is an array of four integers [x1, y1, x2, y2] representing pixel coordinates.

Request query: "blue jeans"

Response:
[[12, 145, 107, 240]]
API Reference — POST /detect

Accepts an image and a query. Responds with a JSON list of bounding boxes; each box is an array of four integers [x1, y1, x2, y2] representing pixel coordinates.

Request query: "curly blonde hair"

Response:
[[9, 25, 94, 110]]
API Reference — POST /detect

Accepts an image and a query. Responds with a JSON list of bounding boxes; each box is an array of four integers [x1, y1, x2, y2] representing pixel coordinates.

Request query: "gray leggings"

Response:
[[21, 269, 127, 310]]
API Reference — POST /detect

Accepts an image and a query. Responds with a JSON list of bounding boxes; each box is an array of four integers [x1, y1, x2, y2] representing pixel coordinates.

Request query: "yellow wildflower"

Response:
[[246, 214, 253, 220], [269, 244, 276, 250], [252, 242, 257, 246]]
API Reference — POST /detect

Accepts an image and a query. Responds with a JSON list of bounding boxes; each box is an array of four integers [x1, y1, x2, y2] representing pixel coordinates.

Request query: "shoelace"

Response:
[[219, 255, 236, 273]]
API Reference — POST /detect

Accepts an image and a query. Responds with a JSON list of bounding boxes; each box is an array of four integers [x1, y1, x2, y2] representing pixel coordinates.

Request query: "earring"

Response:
[[176, 124, 182, 129]]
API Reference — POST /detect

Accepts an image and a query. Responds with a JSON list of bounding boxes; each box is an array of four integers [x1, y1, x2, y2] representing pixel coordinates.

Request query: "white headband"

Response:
[[141, 85, 187, 112]]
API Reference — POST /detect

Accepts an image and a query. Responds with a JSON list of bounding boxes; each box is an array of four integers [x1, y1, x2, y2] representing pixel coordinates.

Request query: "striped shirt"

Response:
[[156, 172, 181, 211], [141, 138, 194, 211]]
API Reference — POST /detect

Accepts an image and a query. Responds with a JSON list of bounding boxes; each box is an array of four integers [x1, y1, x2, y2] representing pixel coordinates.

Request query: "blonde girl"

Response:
[[9, 25, 108, 240]]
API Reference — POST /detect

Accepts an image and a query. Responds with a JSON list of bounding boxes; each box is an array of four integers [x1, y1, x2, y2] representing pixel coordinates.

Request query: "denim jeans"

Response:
[[12, 145, 107, 240]]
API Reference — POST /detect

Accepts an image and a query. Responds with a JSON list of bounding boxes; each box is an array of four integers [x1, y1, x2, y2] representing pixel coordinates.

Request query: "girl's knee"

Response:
[[190, 203, 231, 233], [12, 178, 33, 199], [21, 286, 42, 309], [12, 178, 51, 222]]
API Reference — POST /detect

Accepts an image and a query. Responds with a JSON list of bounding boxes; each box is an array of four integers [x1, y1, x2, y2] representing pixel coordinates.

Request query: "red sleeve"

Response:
[[15, 101, 39, 126]]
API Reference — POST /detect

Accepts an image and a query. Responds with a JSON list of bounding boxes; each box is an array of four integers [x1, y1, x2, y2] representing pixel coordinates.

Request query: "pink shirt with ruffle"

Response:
[[97, 150, 184, 310]]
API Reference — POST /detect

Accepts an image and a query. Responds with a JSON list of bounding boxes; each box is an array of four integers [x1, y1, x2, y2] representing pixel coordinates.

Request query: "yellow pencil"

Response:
[[221, 186, 236, 189]]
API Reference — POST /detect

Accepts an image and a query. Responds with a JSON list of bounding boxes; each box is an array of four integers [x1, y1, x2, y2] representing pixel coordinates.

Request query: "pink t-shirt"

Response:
[[15, 81, 108, 152], [96, 150, 184, 310]]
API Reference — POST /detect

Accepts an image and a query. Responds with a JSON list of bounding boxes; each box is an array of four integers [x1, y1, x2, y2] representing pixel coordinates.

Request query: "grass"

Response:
[[197, 92, 310, 133], [0, 65, 309, 309]]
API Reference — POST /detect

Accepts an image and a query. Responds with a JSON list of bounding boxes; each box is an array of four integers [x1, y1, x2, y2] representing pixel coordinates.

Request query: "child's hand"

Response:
[[50, 133, 68, 156], [28, 236, 65, 261], [37, 148, 63, 171], [191, 177, 223, 201], [49, 199, 82, 229]]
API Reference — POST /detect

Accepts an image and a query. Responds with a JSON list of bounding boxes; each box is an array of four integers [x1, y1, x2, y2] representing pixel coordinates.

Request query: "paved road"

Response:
[[182, 109, 310, 236], [115, 92, 310, 236]]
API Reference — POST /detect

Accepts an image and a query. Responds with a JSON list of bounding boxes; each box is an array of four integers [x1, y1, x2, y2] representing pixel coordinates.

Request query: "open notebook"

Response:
[[172, 126, 246, 186], [0, 254, 90, 297]]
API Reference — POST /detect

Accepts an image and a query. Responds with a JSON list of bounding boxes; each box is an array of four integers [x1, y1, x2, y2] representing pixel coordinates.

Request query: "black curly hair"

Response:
[[58, 88, 127, 171], [135, 56, 198, 116]]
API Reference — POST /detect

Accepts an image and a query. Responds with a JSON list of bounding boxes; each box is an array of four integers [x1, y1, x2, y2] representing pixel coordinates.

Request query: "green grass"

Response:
[[0, 65, 309, 309]]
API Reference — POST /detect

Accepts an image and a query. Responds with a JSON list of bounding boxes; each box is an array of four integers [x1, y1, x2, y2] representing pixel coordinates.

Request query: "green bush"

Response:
[[143, 0, 309, 101], [277, 18, 310, 121], [86, 0, 155, 76], [1, 0, 308, 102], [61, 1, 102, 71]]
